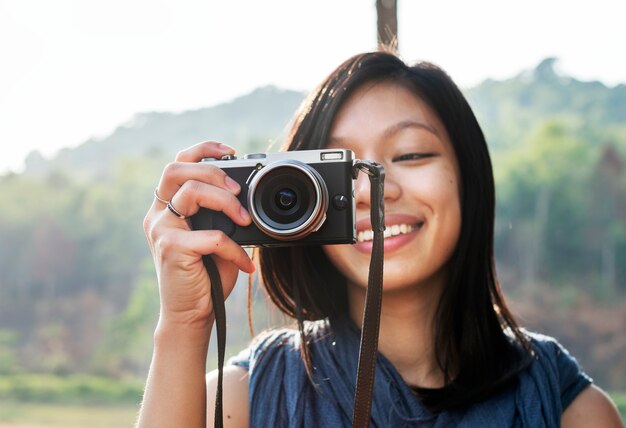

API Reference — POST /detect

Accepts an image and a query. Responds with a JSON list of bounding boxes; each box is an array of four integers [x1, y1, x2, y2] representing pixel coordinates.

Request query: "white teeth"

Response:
[[357, 223, 418, 243]]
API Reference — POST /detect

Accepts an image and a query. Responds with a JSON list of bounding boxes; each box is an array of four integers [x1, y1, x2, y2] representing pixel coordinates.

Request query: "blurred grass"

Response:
[[0, 374, 143, 405], [0, 402, 138, 428], [0, 374, 142, 427]]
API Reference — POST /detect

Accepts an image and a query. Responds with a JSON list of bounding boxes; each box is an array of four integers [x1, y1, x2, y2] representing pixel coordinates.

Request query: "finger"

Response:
[[157, 161, 242, 203], [159, 229, 255, 274], [192, 230, 255, 274], [175, 141, 235, 163], [167, 180, 251, 226]]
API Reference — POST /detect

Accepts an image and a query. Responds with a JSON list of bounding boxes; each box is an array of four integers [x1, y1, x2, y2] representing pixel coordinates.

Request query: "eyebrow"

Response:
[[329, 119, 440, 146], [382, 119, 439, 139]]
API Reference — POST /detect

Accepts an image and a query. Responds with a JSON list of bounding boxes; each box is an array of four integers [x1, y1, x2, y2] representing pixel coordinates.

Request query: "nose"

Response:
[[354, 165, 401, 210]]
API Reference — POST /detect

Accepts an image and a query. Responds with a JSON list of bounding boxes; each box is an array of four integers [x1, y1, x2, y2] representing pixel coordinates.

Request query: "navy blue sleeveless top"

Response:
[[229, 319, 591, 427]]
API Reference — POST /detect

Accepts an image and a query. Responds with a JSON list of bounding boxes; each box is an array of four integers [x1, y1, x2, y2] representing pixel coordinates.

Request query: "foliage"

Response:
[[0, 330, 21, 375], [466, 57, 626, 152], [495, 120, 626, 296], [92, 259, 159, 376]]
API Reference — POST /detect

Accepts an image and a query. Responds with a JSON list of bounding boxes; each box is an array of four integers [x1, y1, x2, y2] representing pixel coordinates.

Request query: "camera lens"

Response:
[[275, 188, 297, 210], [248, 160, 328, 240]]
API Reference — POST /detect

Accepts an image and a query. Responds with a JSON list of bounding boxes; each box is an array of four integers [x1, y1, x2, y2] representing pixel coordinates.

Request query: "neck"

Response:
[[347, 277, 446, 389]]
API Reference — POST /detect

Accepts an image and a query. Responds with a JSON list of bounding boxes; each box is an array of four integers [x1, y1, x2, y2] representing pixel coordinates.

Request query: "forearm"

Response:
[[136, 322, 212, 428]]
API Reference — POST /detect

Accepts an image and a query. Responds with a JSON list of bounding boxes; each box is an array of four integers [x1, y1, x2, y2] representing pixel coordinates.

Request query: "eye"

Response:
[[392, 153, 435, 162]]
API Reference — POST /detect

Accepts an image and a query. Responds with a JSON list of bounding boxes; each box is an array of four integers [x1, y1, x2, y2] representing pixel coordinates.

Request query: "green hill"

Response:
[[22, 86, 305, 179], [466, 57, 626, 152]]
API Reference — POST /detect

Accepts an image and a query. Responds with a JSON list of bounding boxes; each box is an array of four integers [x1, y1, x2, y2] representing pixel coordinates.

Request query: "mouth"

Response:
[[357, 222, 424, 243]]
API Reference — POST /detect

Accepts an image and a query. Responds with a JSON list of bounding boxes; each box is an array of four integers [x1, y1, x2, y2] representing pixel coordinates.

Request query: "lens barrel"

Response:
[[247, 160, 328, 240]]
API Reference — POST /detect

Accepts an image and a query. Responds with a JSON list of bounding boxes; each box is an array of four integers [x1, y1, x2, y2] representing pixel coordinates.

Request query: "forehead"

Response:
[[329, 80, 447, 142]]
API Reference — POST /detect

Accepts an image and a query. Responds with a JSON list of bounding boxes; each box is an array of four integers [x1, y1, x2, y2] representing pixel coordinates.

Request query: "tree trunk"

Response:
[[601, 239, 616, 298], [526, 186, 550, 289], [376, 0, 398, 53]]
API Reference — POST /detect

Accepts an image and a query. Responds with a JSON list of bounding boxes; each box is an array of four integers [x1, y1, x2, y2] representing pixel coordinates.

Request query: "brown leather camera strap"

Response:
[[203, 254, 226, 428], [206, 160, 385, 428], [351, 161, 385, 428]]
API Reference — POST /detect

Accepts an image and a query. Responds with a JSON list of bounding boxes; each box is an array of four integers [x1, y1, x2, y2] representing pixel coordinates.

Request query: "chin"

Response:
[[337, 260, 446, 293], [325, 247, 447, 294]]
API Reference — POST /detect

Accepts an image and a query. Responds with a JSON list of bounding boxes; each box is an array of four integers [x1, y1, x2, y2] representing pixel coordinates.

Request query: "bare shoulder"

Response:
[[562, 384, 624, 428], [206, 366, 249, 428]]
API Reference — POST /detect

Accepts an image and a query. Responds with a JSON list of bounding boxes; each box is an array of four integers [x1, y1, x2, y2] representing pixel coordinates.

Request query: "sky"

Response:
[[1, 0, 625, 174]]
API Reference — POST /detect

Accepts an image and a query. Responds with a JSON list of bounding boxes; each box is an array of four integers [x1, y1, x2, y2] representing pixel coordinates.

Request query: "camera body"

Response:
[[191, 149, 356, 247]]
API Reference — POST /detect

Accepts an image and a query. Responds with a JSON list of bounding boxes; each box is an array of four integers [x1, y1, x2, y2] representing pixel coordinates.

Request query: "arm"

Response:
[[137, 323, 212, 427], [562, 385, 624, 428], [206, 366, 250, 427], [136, 141, 254, 428]]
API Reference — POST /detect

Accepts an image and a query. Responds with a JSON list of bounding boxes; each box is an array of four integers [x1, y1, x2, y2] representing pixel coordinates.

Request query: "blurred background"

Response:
[[0, 0, 624, 426]]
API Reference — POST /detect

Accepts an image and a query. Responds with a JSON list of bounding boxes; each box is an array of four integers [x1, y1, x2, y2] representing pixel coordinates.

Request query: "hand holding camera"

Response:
[[144, 142, 357, 336], [143, 141, 255, 335]]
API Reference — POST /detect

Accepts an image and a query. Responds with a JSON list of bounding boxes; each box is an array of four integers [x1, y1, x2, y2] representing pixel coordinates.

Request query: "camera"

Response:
[[191, 149, 356, 246]]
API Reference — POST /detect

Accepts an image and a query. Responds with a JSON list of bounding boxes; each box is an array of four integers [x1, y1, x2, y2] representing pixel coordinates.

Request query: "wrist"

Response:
[[154, 316, 214, 350]]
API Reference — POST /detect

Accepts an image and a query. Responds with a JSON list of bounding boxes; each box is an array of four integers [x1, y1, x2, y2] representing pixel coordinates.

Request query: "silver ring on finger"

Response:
[[166, 201, 188, 219], [154, 188, 169, 204]]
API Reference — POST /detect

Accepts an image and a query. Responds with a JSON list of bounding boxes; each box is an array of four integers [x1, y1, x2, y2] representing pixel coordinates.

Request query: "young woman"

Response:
[[137, 52, 623, 427]]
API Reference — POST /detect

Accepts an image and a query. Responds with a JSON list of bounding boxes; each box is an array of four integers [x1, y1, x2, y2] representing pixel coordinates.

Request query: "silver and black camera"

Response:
[[191, 149, 356, 246]]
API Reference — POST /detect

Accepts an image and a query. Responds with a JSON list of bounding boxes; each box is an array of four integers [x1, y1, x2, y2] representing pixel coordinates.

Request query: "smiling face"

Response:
[[322, 80, 462, 294]]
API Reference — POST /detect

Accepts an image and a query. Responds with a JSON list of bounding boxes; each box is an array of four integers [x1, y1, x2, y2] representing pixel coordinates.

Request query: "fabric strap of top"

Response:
[[351, 160, 385, 428]]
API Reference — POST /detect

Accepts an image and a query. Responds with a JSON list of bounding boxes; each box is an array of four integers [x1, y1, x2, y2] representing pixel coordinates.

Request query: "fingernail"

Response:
[[248, 259, 256, 273], [240, 206, 251, 223], [225, 176, 240, 192], [218, 143, 235, 152]]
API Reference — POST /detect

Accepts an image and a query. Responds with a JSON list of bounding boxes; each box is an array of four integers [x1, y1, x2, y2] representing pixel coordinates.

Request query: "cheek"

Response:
[[411, 163, 461, 250], [406, 162, 460, 211], [430, 167, 462, 254]]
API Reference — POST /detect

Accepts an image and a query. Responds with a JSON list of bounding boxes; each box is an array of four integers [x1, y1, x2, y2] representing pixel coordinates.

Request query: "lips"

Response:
[[354, 213, 423, 252], [357, 223, 423, 242]]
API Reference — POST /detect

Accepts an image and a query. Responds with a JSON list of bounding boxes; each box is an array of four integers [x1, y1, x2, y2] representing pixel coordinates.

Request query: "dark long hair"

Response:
[[258, 52, 531, 411]]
